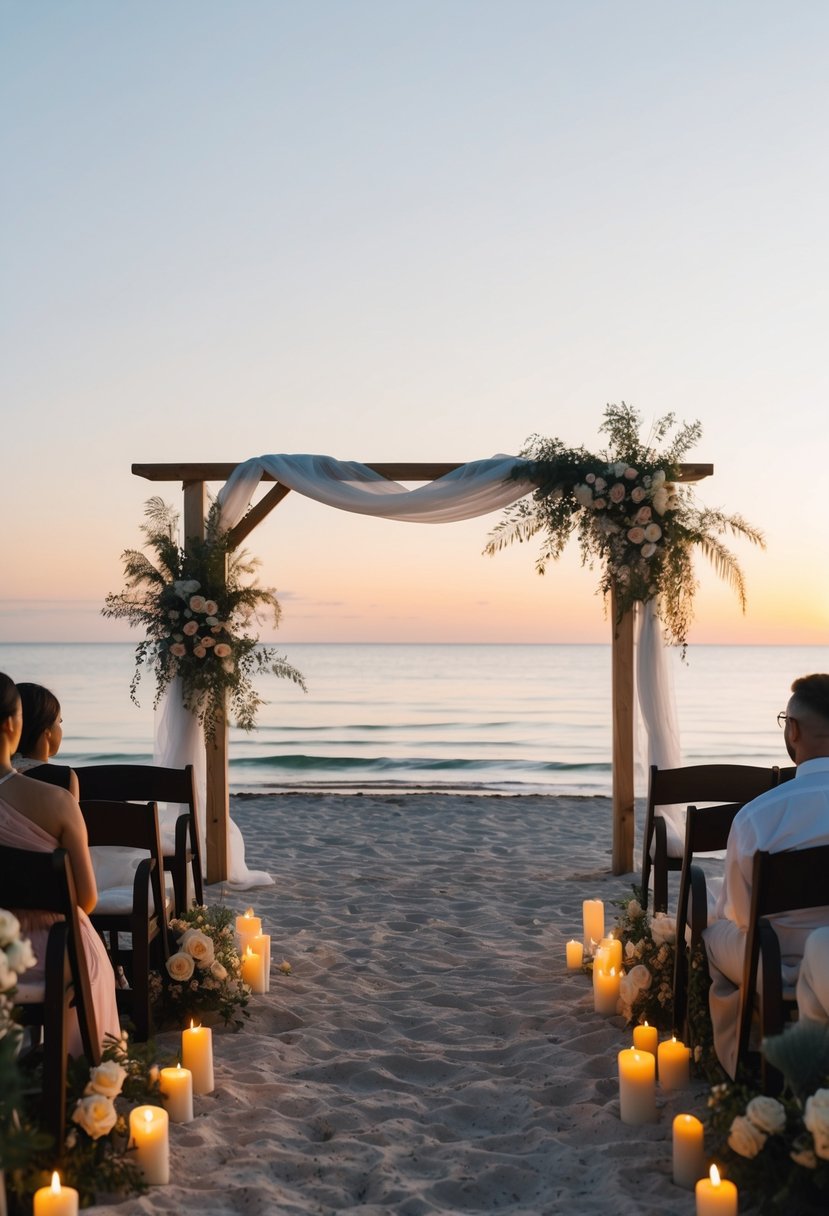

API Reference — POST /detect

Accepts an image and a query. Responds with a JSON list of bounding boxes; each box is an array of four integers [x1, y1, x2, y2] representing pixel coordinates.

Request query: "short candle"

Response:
[[33, 1172, 79, 1216], [658, 1035, 690, 1090], [673, 1113, 706, 1189], [633, 1021, 659, 1058], [617, 1048, 657, 1124], [593, 965, 620, 1016], [582, 899, 605, 952], [128, 1105, 169, 1185], [159, 1062, 194, 1123], [566, 939, 584, 969], [695, 1164, 737, 1216], [181, 1021, 214, 1094], [236, 906, 262, 953], [241, 944, 267, 994]]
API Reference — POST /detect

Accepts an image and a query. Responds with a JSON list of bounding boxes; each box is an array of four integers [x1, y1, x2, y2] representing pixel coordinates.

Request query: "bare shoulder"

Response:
[[16, 772, 83, 833]]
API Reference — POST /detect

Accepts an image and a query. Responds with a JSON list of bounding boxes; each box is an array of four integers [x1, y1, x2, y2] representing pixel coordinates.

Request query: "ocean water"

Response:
[[0, 643, 825, 796]]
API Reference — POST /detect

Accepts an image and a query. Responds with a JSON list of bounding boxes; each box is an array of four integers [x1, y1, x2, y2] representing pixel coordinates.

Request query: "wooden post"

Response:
[[611, 591, 635, 875], [205, 697, 230, 884]]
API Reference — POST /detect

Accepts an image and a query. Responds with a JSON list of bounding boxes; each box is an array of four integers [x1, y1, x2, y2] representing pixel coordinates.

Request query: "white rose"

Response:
[[627, 899, 643, 918], [641, 542, 657, 558], [746, 1095, 787, 1136], [651, 470, 666, 487], [0, 952, 17, 992], [728, 1114, 767, 1158], [0, 910, 21, 947], [72, 1093, 118, 1139], [181, 929, 215, 968], [650, 913, 676, 947], [618, 973, 637, 1008], [86, 1060, 127, 1099], [804, 1089, 829, 1160], [210, 960, 228, 982], [610, 462, 626, 478], [624, 939, 637, 960], [4, 936, 36, 975], [573, 484, 594, 507], [643, 523, 662, 543], [166, 951, 196, 981], [594, 477, 607, 491], [627, 964, 652, 992], [652, 487, 669, 515], [173, 579, 201, 597]]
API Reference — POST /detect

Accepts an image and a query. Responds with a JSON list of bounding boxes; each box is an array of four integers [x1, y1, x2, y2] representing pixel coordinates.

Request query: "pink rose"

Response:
[[170, 643, 187, 658], [593, 498, 606, 510], [201, 636, 215, 648], [585, 473, 596, 484], [193, 646, 207, 658], [624, 466, 638, 479], [630, 486, 646, 503], [189, 595, 207, 613], [204, 600, 218, 616], [609, 483, 626, 503], [635, 506, 652, 524], [627, 527, 645, 544], [643, 523, 662, 542], [594, 477, 607, 492], [214, 643, 232, 658], [183, 620, 199, 636], [641, 542, 657, 558], [211, 625, 222, 634]]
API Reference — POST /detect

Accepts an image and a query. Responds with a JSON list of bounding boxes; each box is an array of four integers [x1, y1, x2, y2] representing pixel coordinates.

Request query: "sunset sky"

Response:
[[2, 2, 827, 647]]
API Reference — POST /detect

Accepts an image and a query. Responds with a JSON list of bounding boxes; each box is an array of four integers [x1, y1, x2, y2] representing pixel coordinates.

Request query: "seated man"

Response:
[[797, 925, 829, 1024], [703, 673, 829, 1078]]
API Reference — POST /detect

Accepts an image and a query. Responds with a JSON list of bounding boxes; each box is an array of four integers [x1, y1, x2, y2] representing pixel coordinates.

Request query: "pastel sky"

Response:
[[2, 1, 827, 646]]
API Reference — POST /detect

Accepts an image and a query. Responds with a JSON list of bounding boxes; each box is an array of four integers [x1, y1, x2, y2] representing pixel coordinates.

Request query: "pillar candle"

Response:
[[582, 899, 605, 952], [33, 1173, 79, 1216], [592, 945, 610, 987], [695, 1165, 737, 1216], [673, 1113, 706, 1189], [658, 1036, 690, 1090], [241, 944, 267, 994], [236, 907, 261, 952], [181, 1021, 214, 1094], [599, 934, 623, 972], [633, 1021, 659, 1058], [594, 966, 620, 1015], [252, 931, 271, 992], [128, 1105, 169, 1185], [566, 939, 584, 969], [159, 1062, 194, 1124], [617, 1048, 657, 1124]]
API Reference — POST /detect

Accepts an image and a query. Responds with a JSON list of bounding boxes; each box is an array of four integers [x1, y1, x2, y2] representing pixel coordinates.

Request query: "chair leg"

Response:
[[653, 817, 670, 913]]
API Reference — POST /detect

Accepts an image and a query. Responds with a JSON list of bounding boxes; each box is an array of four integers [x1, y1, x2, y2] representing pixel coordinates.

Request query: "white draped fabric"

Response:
[[150, 452, 682, 889], [636, 600, 684, 858]]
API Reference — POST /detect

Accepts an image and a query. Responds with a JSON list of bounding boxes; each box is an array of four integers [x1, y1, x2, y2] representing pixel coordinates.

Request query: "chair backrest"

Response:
[[0, 844, 99, 1063], [75, 763, 196, 807], [649, 763, 778, 808], [737, 844, 829, 1066], [79, 799, 170, 951]]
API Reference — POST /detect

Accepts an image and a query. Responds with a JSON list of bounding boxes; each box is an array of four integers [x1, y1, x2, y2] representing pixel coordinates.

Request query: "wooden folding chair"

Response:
[[76, 763, 202, 914], [734, 843, 829, 1090], [79, 799, 171, 1041], [641, 764, 779, 913], [671, 801, 743, 1039], [0, 844, 100, 1146]]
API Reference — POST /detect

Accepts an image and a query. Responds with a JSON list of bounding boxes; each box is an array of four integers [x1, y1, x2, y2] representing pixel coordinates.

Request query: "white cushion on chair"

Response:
[[94, 872, 175, 916]]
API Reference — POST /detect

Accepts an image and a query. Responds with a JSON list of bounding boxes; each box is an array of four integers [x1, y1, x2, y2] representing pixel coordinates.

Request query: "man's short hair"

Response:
[[790, 674, 829, 725]]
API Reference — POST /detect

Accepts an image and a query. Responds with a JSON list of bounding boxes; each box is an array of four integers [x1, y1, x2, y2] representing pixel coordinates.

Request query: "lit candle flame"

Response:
[[244, 907, 254, 918], [50, 1172, 61, 1193], [609, 967, 616, 977], [710, 1164, 721, 1187], [643, 1020, 649, 1028], [144, 1108, 154, 1125]]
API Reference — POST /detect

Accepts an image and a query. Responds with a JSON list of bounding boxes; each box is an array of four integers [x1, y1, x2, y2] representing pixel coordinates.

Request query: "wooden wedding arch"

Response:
[[133, 459, 712, 883]]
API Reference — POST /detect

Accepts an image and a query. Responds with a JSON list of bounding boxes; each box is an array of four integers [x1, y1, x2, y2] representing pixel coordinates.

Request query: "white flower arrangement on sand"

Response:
[[152, 904, 249, 1028]]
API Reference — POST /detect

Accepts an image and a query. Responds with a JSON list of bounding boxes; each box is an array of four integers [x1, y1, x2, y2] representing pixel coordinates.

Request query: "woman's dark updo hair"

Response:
[[16, 682, 62, 756], [0, 672, 19, 723]]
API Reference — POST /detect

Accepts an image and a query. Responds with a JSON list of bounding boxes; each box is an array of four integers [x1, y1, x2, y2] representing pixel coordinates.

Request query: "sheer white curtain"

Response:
[[636, 599, 684, 855]]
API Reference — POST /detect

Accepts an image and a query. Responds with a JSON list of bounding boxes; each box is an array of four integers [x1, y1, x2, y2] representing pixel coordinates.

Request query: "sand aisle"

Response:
[[97, 794, 709, 1215]]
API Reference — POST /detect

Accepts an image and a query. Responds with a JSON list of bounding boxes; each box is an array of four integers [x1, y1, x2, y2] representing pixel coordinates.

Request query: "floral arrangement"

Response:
[[706, 1019, 829, 1214], [150, 904, 250, 1029], [611, 893, 677, 1030], [0, 910, 48, 1179], [486, 403, 764, 650], [103, 497, 305, 738]]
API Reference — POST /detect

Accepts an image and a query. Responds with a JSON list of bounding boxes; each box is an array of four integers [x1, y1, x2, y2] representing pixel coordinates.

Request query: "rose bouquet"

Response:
[[151, 904, 250, 1029], [611, 893, 677, 1031], [103, 497, 305, 738]]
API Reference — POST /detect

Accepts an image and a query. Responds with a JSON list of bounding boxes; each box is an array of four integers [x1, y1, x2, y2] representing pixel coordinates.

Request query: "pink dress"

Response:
[[0, 772, 120, 1057]]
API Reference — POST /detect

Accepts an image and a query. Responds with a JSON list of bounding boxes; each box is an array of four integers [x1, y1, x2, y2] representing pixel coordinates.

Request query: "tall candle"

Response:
[[128, 1105, 169, 1185], [695, 1165, 737, 1215], [241, 944, 267, 994], [617, 1048, 657, 1124], [594, 966, 620, 1016], [252, 931, 271, 992], [592, 945, 610, 987], [658, 1036, 690, 1090], [633, 1021, 659, 1058], [599, 934, 623, 972], [181, 1021, 214, 1094], [583, 899, 605, 952], [33, 1173, 78, 1216], [159, 1062, 194, 1124], [566, 939, 584, 969], [673, 1113, 706, 1189]]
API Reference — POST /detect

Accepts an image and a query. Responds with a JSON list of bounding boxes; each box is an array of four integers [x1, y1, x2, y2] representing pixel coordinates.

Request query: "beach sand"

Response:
[[95, 793, 710, 1215]]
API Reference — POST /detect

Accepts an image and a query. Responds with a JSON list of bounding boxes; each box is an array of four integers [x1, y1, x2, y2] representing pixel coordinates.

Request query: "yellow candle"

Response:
[[617, 1048, 657, 1124], [33, 1172, 79, 1216], [599, 934, 623, 972], [181, 1021, 214, 1094], [658, 1035, 690, 1090], [592, 945, 610, 986], [695, 1164, 738, 1215], [128, 1105, 169, 1185], [673, 1113, 706, 1189], [252, 931, 271, 992], [594, 965, 620, 1015], [633, 1021, 659, 1057], [582, 899, 605, 951], [159, 1062, 194, 1124], [241, 944, 267, 994], [235, 907, 262, 952], [566, 939, 584, 969]]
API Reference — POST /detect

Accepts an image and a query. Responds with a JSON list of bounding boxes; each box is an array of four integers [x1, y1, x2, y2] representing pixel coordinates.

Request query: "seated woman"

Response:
[[11, 681, 79, 797], [0, 671, 119, 1055]]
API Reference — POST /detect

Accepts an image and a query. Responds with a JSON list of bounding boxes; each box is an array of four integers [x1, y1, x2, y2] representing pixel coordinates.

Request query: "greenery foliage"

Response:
[[103, 497, 305, 738], [150, 904, 250, 1029], [485, 403, 764, 650]]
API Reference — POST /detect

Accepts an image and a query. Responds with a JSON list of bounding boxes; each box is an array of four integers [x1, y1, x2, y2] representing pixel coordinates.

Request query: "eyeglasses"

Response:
[[777, 712, 797, 728]]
